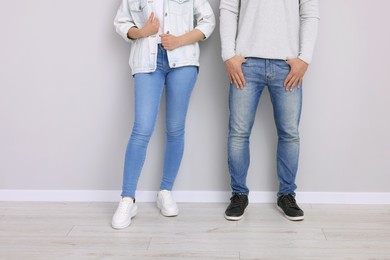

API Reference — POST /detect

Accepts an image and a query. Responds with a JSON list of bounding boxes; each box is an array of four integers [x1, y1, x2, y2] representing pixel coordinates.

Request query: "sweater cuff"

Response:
[[222, 51, 236, 62], [298, 55, 311, 65]]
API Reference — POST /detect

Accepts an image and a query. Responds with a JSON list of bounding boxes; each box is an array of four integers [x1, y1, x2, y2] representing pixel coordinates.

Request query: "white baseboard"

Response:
[[1, 190, 390, 204]]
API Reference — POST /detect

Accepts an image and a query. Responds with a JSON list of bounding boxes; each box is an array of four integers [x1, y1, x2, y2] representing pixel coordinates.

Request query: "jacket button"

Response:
[[172, 63, 176, 67]]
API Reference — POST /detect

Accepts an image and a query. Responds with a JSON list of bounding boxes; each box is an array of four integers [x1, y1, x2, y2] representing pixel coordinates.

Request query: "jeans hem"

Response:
[[232, 191, 249, 196]]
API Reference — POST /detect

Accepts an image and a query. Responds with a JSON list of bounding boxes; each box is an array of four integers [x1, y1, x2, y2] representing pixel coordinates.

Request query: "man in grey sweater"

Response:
[[220, 0, 319, 221]]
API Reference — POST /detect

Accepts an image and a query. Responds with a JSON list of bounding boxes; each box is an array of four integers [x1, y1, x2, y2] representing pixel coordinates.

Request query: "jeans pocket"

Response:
[[274, 59, 290, 71], [241, 57, 250, 67]]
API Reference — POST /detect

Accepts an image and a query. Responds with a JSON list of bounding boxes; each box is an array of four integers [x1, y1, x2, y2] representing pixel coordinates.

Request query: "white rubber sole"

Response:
[[277, 206, 304, 221], [156, 200, 179, 217], [224, 211, 245, 221], [111, 205, 138, 229]]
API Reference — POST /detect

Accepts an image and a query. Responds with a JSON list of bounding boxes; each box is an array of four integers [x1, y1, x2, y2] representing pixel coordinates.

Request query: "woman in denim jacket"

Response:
[[112, 0, 215, 229]]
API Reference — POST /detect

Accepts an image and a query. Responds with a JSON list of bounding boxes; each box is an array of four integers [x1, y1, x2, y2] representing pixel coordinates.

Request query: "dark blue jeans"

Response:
[[228, 58, 302, 196]]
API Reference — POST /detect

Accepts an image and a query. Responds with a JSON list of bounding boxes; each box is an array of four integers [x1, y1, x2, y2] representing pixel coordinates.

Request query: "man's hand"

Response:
[[224, 55, 247, 89], [284, 58, 309, 91], [140, 12, 159, 38], [160, 34, 182, 51]]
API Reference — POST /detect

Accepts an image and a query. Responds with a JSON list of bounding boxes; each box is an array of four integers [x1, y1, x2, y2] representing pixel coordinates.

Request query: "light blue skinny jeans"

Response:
[[228, 58, 302, 197], [121, 45, 197, 198]]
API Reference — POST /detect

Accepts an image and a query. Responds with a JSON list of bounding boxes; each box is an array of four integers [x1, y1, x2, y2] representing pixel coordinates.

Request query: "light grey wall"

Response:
[[1, 0, 389, 193]]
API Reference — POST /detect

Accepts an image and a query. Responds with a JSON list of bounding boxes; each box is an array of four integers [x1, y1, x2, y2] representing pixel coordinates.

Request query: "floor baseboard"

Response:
[[0, 190, 390, 204]]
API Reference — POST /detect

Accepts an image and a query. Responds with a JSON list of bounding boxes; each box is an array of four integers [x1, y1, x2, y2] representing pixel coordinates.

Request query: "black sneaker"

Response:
[[277, 194, 304, 221], [224, 194, 248, 221]]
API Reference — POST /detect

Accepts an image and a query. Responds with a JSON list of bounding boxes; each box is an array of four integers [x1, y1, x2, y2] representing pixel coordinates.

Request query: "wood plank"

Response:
[[148, 226, 326, 252], [0, 248, 238, 260], [0, 223, 73, 237], [239, 240, 390, 259], [323, 227, 390, 241], [0, 236, 150, 249]]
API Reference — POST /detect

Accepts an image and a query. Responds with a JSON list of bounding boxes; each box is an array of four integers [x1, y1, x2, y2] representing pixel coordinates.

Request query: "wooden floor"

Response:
[[0, 202, 389, 259]]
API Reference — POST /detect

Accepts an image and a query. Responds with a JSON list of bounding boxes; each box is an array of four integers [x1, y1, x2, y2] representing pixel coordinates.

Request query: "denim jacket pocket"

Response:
[[169, 0, 191, 15], [170, 0, 190, 4], [129, 0, 147, 26]]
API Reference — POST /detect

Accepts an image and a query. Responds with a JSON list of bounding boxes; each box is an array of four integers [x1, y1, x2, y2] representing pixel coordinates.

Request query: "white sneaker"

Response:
[[157, 190, 179, 217], [112, 197, 138, 229]]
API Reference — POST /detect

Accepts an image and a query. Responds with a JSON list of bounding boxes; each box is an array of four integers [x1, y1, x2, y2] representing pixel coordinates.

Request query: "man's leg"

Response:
[[226, 58, 266, 220], [267, 59, 304, 221]]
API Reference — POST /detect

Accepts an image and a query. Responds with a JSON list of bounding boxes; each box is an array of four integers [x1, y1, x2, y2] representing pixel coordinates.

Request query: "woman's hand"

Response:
[[160, 34, 182, 51], [140, 12, 160, 37], [160, 29, 205, 51]]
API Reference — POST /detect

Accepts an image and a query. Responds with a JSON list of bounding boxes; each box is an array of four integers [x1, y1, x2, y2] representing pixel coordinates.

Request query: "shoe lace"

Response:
[[281, 195, 299, 209], [160, 191, 175, 206], [117, 199, 132, 214], [230, 194, 246, 209]]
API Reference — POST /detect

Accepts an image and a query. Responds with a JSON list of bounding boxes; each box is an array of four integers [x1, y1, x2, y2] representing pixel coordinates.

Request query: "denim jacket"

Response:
[[114, 0, 216, 75]]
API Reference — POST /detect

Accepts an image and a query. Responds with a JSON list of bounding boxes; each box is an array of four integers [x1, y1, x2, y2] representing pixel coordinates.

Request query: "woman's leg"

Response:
[[160, 66, 198, 190], [121, 71, 165, 198]]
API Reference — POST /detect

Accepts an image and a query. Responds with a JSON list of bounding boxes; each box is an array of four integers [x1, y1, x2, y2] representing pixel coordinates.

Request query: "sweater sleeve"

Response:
[[219, 0, 240, 61], [298, 0, 320, 64]]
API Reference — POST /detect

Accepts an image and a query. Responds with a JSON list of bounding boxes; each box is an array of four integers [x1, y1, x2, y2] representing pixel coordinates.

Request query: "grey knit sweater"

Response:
[[220, 0, 320, 64]]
